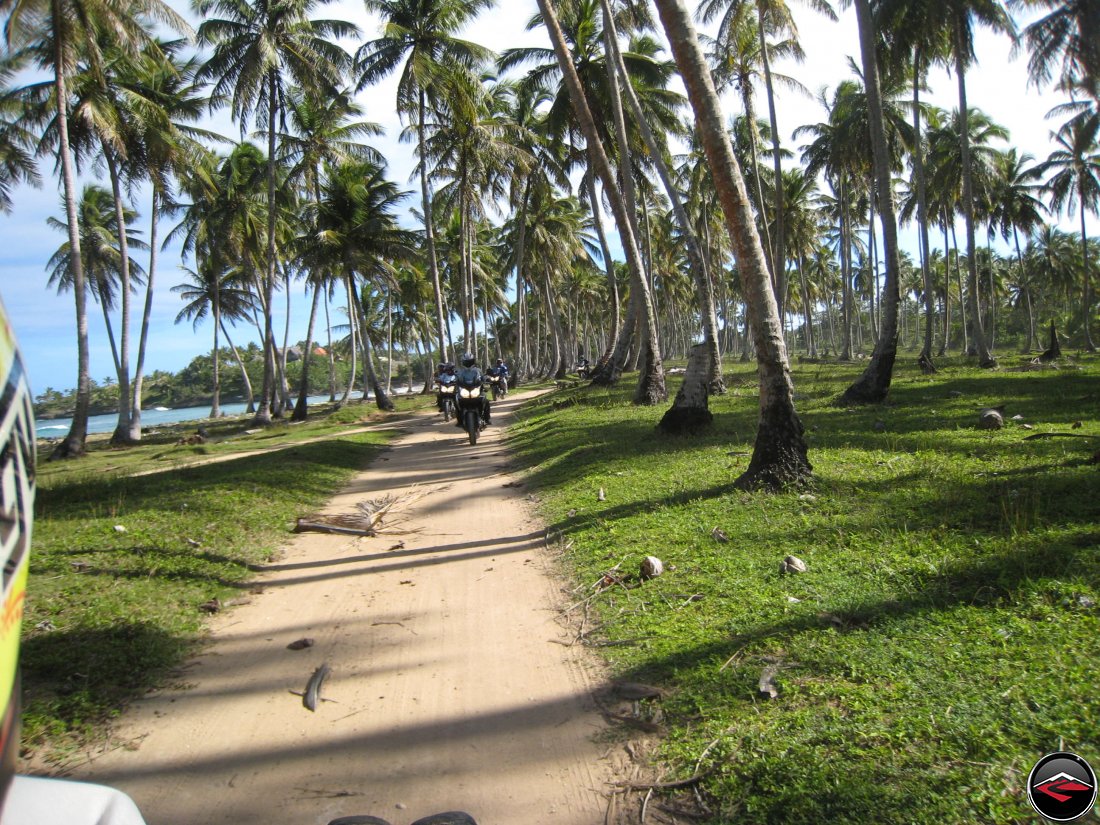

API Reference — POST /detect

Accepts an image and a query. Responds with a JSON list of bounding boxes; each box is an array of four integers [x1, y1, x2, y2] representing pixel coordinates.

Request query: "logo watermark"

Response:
[[1027, 752, 1097, 822]]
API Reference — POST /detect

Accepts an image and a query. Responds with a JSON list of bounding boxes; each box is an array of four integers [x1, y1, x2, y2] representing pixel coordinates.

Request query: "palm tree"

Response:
[[1038, 111, 1100, 350], [168, 143, 270, 414], [46, 185, 147, 381], [940, 0, 1014, 366], [195, 0, 357, 425], [127, 40, 221, 441], [925, 106, 1009, 350], [425, 71, 533, 352], [987, 148, 1047, 349], [355, 0, 492, 369], [502, 1, 679, 386], [600, 0, 725, 394], [2, 0, 189, 457], [701, 0, 836, 317], [62, 43, 153, 444], [834, 0, 907, 403], [303, 159, 420, 409], [1013, 0, 1100, 96], [797, 81, 868, 360], [533, 0, 666, 404], [651, 0, 810, 488], [173, 264, 260, 416], [0, 50, 40, 213], [278, 86, 381, 420]]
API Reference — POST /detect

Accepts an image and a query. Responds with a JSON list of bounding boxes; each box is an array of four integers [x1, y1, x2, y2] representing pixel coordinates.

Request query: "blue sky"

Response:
[[0, 0, 1090, 399]]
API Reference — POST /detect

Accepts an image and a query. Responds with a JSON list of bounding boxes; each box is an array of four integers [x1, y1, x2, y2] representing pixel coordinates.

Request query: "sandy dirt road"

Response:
[[73, 391, 612, 825]]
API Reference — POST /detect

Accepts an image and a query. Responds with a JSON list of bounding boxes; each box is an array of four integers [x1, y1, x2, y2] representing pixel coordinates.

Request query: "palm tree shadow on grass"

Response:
[[37, 437, 378, 511], [22, 623, 190, 747], [618, 525, 1099, 688]]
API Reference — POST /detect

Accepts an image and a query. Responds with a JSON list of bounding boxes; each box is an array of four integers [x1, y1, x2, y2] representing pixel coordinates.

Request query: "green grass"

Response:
[[508, 355, 1100, 824], [23, 400, 403, 764]]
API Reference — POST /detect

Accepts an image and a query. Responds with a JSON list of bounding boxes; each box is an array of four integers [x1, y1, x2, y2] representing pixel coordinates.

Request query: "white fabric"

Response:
[[1, 775, 147, 825]]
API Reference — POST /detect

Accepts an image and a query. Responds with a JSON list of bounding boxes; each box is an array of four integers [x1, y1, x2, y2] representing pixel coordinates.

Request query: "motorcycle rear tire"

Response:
[[465, 410, 479, 445]]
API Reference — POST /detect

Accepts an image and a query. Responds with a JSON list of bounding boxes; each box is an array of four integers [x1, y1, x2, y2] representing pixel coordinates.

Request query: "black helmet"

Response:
[[461, 352, 476, 368], [495, 358, 504, 365]]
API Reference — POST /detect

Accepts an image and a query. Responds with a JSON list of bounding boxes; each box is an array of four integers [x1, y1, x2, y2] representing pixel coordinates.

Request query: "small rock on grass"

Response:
[[779, 555, 807, 574], [711, 527, 729, 543], [640, 556, 664, 580], [978, 408, 1005, 430], [758, 666, 779, 700], [597, 487, 606, 501]]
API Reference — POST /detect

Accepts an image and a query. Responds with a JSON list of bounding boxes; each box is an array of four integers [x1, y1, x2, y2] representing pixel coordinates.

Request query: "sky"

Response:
[[0, 0, 1091, 399]]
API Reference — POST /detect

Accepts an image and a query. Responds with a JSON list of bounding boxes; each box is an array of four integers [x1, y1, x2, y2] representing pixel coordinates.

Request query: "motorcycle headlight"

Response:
[[441, 385, 455, 394], [460, 386, 481, 399]]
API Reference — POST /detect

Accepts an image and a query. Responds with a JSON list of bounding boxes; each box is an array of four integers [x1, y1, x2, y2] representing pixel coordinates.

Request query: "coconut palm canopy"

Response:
[[0, 0, 1095, 450]]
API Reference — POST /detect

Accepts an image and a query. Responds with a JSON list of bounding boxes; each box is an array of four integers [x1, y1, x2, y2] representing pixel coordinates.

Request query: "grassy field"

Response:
[[21, 396, 430, 764], [508, 356, 1099, 824]]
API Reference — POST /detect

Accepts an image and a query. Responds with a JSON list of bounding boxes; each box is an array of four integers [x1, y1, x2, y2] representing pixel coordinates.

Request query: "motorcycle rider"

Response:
[[0, 293, 477, 825], [454, 352, 491, 427], [486, 358, 509, 397], [434, 361, 456, 414]]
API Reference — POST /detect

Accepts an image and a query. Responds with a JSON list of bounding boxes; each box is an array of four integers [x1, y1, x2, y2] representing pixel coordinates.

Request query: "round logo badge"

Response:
[[1027, 752, 1097, 822]]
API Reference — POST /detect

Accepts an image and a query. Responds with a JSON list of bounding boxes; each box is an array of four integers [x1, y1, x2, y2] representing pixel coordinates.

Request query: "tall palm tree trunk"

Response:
[[253, 70, 279, 425], [104, 152, 134, 444], [541, 266, 564, 378], [220, 320, 254, 413], [50, 14, 90, 460], [211, 287, 221, 418], [839, 176, 853, 360], [292, 284, 322, 420], [954, 24, 996, 367], [357, 292, 394, 411], [325, 295, 336, 401], [536, 0, 665, 404], [912, 61, 937, 371], [1080, 181, 1096, 351], [339, 276, 358, 407], [420, 89, 449, 364], [513, 182, 530, 381], [601, 0, 723, 393], [275, 269, 293, 415], [758, 7, 786, 311], [586, 171, 624, 384], [386, 287, 393, 394], [653, 0, 810, 488], [129, 186, 161, 440], [840, 0, 902, 403]]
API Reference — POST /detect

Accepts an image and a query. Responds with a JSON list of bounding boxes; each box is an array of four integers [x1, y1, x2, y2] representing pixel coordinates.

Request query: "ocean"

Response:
[[34, 392, 383, 438]]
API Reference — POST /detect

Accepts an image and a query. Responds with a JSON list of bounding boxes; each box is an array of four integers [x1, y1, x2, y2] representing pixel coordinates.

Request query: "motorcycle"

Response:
[[455, 374, 486, 445], [436, 373, 457, 421], [485, 373, 507, 401], [575, 360, 591, 379]]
